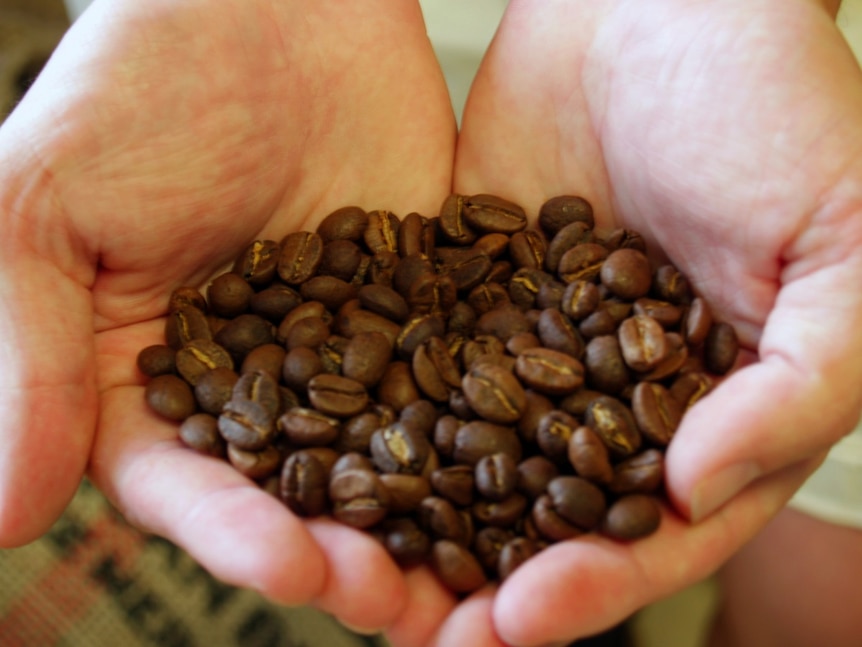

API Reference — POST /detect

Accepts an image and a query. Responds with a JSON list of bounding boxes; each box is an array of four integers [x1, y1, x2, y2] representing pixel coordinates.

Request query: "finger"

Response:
[[493, 458, 818, 647], [428, 587, 509, 647], [668, 250, 862, 521], [305, 519, 407, 634], [383, 567, 457, 647], [90, 385, 326, 606], [0, 245, 97, 546]]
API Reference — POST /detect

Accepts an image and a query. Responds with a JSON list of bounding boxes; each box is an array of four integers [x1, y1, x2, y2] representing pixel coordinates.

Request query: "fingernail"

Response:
[[691, 462, 761, 522]]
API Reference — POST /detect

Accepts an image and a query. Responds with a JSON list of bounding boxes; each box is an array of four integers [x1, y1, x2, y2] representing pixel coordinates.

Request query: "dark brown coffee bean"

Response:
[[218, 371, 280, 450], [547, 476, 606, 531], [278, 231, 323, 285], [399, 399, 439, 438], [433, 415, 461, 459], [445, 251, 493, 293], [498, 537, 541, 581], [515, 347, 585, 396], [240, 344, 285, 382], [545, 221, 594, 274], [535, 280, 566, 311], [357, 284, 410, 323], [429, 465, 474, 507], [578, 307, 618, 339], [516, 456, 559, 500], [278, 407, 340, 447], [462, 363, 527, 425], [300, 276, 357, 312], [536, 410, 579, 463], [601, 494, 661, 540], [227, 444, 282, 480], [669, 371, 713, 410], [473, 493, 528, 528], [474, 303, 531, 343], [568, 426, 613, 485], [364, 210, 400, 254], [486, 259, 514, 285], [335, 307, 401, 347], [331, 452, 375, 477], [280, 346, 321, 393], [213, 314, 275, 364], [438, 194, 477, 246], [704, 322, 739, 375], [341, 331, 392, 388], [514, 390, 553, 445], [419, 497, 469, 544], [377, 361, 421, 412], [165, 306, 211, 350], [461, 334, 506, 371], [249, 284, 302, 323], [631, 382, 683, 446], [610, 449, 665, 494], [396, 314, 446, 359], [280, 450, 329, 516], [207, 273, 253, 318], [508, 268, 555, 309], [584, 395, 641, 458], [618, 314, 668, 372], [194, 366, 239, 415], [319, 239, 364, 282], [602, 228, 646, 253], [463, 194, 527, 235], [559, 388, 604, 418], [317, 205, 369, 242], [370, 422, 431, 475], [682, 297, 713, 346], [653, 264, 693, 305], [561, 280, 600, 322], [536, 308, 584, 358], [176, 339, 234, 386], [531, 494, 583, 541], [558, 242, 609, 283], [284, 316, 330, 351], [329, 468, 391, 529], [447, 301, 477, 336], [307, 374, 368, 418], [145, 374, 196, 421], [379, 517, 431, 568], [600, 249, 652, 300], [169, 286, 208, 314], [397, 212, 436, 259], [584, 335, 629, 395], [633, 298, 683, 329], [453, 421, 522, 466], [137, 344, 176, 378], [368, 250, 400, 287], [412, 336, 462, 402], [229, 239, 280, 287], [178, 413, 225, 457], [539, 195, 594, 237], [474, 453, 518, 502], [509, 230, 546, 270], [474, 527, 516, 573], [471, 232, 510, 260], [377, 474, 432, 514], [430, 540, 487, 593]]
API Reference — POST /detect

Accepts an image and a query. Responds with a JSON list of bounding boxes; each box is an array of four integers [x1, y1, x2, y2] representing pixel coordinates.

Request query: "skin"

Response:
[[1, 0, 861, 645]]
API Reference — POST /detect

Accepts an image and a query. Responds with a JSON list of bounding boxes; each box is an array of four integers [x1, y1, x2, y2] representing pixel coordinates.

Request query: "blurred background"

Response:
[[1, 1, 861, 646]]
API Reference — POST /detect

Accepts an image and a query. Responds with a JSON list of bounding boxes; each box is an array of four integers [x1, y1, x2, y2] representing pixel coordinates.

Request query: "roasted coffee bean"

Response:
[[516, 390, 555, 445], [249, 284, 302, 323], [474, 527, 515, 573], [218, 371, 280, 450], [278, 407, 340, 447], [336, 307, 401, 347], [536, 410, 579, 463], [280, 450, 329, 517], [618, 314, 668, 372], [433, 415, 460, 458], [600, 249, 652, 300], [398, 212, 436, 259], [368, 250, 400, 287], [472, 232, 510, 260], [412, 336, 462, 402], [531, 494, 583, 541], [317, 205, 369, 242], [453, 421, 522, 466], [462, 362, 527, 425], [396, 314, 446, 359], [399, 399, 439, 438], [509, 268, 554, 309], [515, 347, 585, 396], [300, 276, 357, 312], [438, 194, 477, 245], [430, 540, 487, 594], [281, 346, 323, 392], [165, 306, 211, 350], [207, 273, 253, 318], [682, 297, 713, 346], [332, 452, 375, 476], [339, 331, 392, 389], [378, 474, 432, 514], [429, 465, 474, 507], [536, 280, 566, 311], [610, 449, 665, 494], [538, 195, 594, 237], [603, 228, 646, 253], [486, 259, 514, 284], [364, 210, 400, 254], [137, 344, 176, 378], [498, 537, 541, 581], [638, 331, 689, 381], [463, 194, 527, 235], [474, 453, 518, 502], [559, 388, 603, 418], [176, 339, 234, 386], [601, 494, 661, 540], [461, 334, 506, 370], [278, 231, 323, 285], [381, 517, 432, 568], [568, 425, 614, 485], [561, 280, 600, 321], [653, 264, 693, 305], [377, 361, 421, 412], [509, 230, 546, 270], [474, 303, 531, 344], [473, 493, 528, 527], [631, 382, 683, 446], [545, 221, 594, 274], [547, 476, 606, 530], [329, 468, 391, 529], [445, 251, 493, 293], [145, 374, 196, 421], [558, 243, 608, 283], [357, 284, 410, 323], [178, 413, 225, 457], [231, 240, 280, 287], [579, 307, 618, 339], [670, 371, 713, 409], [319, 239, 364, 282], [584, 395, 641, 458], [370, 422, 431, 475], [214, 314, 275, 364], [536, 308, 584, 358], [704, 322, 739, 375], [240, 344, 285, 382], [584, 335, 629, 395], [506, 332, 541, 357], [307, 374, 368, 418], [633, 298, 683, 329], [169, 286, 208, 314], [516, 455, 560, 500], [227, 443, 282, 480], [447, 301, 477, 336], [194, 366, 239, 415], [419, 496, 470, 544]]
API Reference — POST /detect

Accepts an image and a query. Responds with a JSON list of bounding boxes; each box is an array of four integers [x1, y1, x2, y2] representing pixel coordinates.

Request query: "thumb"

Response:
[[0, 166, 97, 546]]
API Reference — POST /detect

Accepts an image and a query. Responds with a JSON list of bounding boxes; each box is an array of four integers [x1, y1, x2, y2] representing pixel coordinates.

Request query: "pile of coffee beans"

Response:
[[138, 194, 739, 594]]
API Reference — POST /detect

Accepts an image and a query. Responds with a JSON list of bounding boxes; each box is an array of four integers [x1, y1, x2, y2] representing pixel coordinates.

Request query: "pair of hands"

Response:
[[2, 0, 862, 644]]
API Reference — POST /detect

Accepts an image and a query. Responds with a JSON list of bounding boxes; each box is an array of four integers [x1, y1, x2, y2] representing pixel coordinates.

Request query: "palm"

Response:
[[0, 0, 455, 630], [449, 0, 862, 644]]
